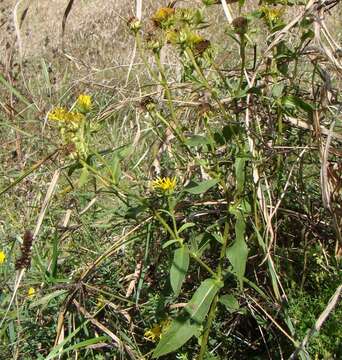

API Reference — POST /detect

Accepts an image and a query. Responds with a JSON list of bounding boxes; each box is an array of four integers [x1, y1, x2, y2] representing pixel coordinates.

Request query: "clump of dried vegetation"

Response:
[[0, 0, 341, 359]]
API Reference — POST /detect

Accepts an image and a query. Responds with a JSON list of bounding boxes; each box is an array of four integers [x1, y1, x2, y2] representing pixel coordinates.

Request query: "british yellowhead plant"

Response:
[[39, 2, 339, 358]]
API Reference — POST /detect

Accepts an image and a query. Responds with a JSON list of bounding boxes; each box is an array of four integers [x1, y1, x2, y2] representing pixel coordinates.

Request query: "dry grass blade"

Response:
[[33, 169, 61, 238], [62, 0, 75, 44], [19, 4, 29, 28], [13, 0, 24, 58], [220, 0, 234, 23]]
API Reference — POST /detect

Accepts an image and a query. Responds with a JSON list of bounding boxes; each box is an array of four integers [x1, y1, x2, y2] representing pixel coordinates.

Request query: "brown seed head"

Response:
[[232, 16, 248, 35], [15, 230, 34, 270]]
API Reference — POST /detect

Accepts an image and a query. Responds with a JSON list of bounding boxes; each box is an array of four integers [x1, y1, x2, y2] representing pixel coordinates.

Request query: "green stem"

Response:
[[238, 34, 246, 91], [168, 196, 179, 239], [185, 47, 238, 139], [198, 294, 219, 360], [154, 55, 178, 127], [189, 252, 216, 278], [198, 183, 230, 358], [154, 211, 177, 240]]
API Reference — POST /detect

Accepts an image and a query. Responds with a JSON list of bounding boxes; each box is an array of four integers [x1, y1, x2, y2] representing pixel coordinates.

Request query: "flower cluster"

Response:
[[152, 177, 177, 193], [48, 95, 92, 159], [48, 107, 85, 124], [139, 6, 210, 57]]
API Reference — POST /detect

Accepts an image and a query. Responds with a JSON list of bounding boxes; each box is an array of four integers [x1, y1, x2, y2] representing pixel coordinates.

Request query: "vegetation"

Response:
[[0, 1, 341, 359]]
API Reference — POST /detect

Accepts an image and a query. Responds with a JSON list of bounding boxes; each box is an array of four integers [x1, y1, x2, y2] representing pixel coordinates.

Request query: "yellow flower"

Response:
[[152, 177, 177, 192], [27, 287, 35, 298], [165, 29, 178, 44], [144, 319, 171, 342], [187, 32, 204, 45], [144, 324, 162, 342], [77, 94, 92, 112], [152, 7, 175, 25], [48, 107, 69, 122], [48, 107, 85, 123], [261, 6, 284, 23], [0, 251, 5, 264]]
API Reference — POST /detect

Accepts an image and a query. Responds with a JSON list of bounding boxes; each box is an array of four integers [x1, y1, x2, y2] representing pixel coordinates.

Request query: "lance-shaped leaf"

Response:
[[226, 215, 248, 290], [185, 179, 219, 195], [153, 278, 222, 358], [170, 246, 190, 296]]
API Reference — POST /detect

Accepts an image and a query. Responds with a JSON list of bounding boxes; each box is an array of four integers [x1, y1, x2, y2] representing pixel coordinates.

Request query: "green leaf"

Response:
[[178, 222, 195, 234], [153, 278, 222, 357], [29, 290, 67, 309], [235, 157, 247, 194], [184, 278, 222, 322], [152, 317, 200, 358], [170, 246, 189, 296], [185, 179, 219, 195], [162, 239, 181, 249], [185, 135, 210, 147], [124, 205, 147, 220], [219, 294, 239, 313], [226, 215, 248, 290], [229, 198, 251, 216], [109, 158, 121, 185], [78, 166, 89, 187], [271, 83, 285, 98], [281, 95, 313, 113]]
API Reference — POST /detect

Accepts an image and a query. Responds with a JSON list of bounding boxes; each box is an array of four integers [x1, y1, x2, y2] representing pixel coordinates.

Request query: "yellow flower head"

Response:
[[77, 94, 92, 112], [0, 251, 6, 264], [261, 6, 284, 23], [27, 287, 35, 298], [144, 324, 162, 342], [152, 7, 175, 25], [152, 177, 177, 193], [48, 107, 69, 122], [187, 32, 204, 46], [48, 107, 85, 123], [144, 319, 171, 342]]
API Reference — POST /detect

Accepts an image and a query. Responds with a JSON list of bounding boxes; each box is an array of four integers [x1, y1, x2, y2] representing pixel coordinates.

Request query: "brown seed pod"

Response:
[[194, 39, 211, 56]]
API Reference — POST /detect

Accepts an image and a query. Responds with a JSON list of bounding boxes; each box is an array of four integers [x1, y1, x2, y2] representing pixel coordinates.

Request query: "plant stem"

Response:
[[189, 252, 216, 278], [198, 293, 219, 360], [238, 34, 246, 91]]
